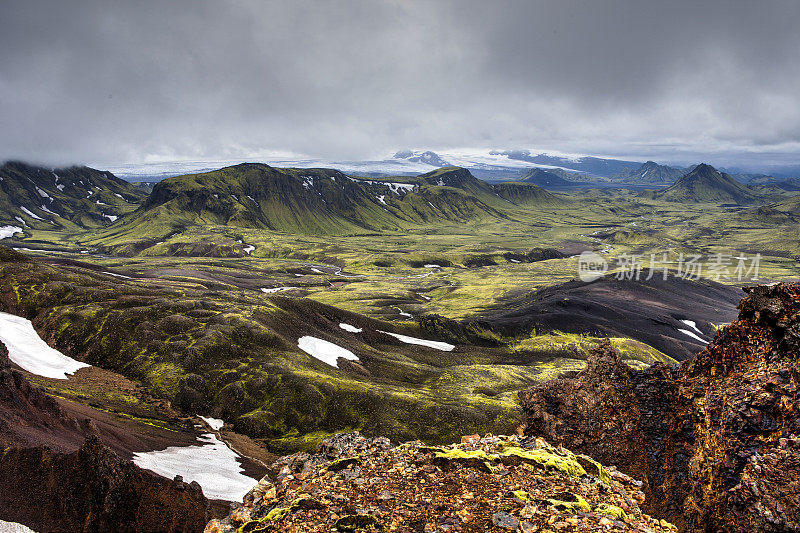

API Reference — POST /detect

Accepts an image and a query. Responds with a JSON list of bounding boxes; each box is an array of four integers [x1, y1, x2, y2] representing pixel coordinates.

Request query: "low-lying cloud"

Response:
[[1, 0, 798, 170]]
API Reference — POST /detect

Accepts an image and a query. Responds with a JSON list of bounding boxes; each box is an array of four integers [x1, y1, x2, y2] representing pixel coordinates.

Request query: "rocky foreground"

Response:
[[206, 432, 675, 532], [521, 282, 800, 532]]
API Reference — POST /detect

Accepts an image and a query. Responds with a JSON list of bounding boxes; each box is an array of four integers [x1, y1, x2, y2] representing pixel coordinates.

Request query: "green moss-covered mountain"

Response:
[[644, 163, 762, 204], [493, 182, 563, 206], [102, 164, 554, 239], [518, 168, 575, 189], [0, 161, 146, 230]]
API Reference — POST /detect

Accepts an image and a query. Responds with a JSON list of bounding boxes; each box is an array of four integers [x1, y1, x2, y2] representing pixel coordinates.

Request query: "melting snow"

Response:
[[102, 271, 133, 279], [297, 336, 359, 368], [678, 328, 708, 344], [377, 330, 455, 351], [260, 286, 298, 294], [102, 214, 118, 222], [132, 433, 257, 502], [680, 319, 703, 336], [19, 207, 43, 220], [0, 312, 91, 379], [0, 226, 23, 239], [199, 415, 225, 431], [509, 259, 521, 263], [397, 310, 413, 318], [243, 245, 255, 254], [424, 264, 441, 268], [376, 195, 387, 205], [339, 323, 363, 333]]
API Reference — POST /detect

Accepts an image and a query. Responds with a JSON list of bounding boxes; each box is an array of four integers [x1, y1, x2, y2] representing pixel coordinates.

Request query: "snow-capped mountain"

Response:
[[97, 149, 647, 183]]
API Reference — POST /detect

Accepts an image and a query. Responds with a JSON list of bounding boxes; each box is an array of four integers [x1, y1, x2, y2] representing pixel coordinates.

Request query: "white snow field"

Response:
[[132, 433, 258, 502], [0, 225, 23, 239], [198, 415, 225, 431], [0, 312, 90, 379], [297, 336, 359, 368], [378, 330, 455, 351], [339, 323, 363, 333]]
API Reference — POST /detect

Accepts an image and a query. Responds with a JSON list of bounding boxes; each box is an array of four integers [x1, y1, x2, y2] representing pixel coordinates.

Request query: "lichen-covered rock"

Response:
[[520, 282, 800, 532], [207, 432, 675, 532]]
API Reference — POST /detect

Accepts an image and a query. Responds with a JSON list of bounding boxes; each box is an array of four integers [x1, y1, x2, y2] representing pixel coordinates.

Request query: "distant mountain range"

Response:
[[614, 160, 685, 184], [518, 168, 575, 188], [97, 149, 798, 187], [0, 161, 146, 230]]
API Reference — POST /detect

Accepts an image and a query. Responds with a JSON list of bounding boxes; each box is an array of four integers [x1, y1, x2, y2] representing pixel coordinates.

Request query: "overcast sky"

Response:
[[1, 0, 799, 170]]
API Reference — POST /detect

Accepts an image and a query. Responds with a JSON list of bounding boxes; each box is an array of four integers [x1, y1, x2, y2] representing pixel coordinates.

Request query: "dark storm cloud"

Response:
[[1, 0, 799, 168]]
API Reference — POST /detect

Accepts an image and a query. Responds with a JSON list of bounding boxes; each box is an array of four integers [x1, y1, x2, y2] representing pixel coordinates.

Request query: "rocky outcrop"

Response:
[[1, 341, 211, 532], [0, 341, 92, 451], [0, 435, 210, 532], [520, 282, 800, 532], [207, 432, 676, 532]]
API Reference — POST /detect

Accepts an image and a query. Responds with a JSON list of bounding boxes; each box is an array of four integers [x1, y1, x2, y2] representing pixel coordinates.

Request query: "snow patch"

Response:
[[102, 214, 118, 222], [678, 328, 708, 344], [132, 433, 257, 502], [680, 319, 703, 336], [297, 336, 359, 368], [260, 286, 297, 294], [0, 312, 91, 379], [19, 207, 43, 220], [0, 226, 23, 239], [243, 245, 255, 254], [339, 323, 362, 333], [199, 415, 225, 431], [0, 520, 37, 533], [424, 264, 441, 268], [377, 330, 455, 351], [102, 271, 133, 279]]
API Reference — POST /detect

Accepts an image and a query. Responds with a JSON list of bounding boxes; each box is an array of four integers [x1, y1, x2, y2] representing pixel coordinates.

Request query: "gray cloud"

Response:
[[1, 0, 799, 170]]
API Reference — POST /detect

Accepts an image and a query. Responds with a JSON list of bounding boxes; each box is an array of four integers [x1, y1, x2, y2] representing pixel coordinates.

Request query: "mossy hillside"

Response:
[[0, 255, 605, 449], [0, 161, 145, 231]]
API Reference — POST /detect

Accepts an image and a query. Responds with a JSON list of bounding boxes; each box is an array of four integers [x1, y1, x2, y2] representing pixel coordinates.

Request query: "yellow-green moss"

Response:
[[547, 494, 591, 513], [499, 446, 587, 478], [594, 503, 628, 520]]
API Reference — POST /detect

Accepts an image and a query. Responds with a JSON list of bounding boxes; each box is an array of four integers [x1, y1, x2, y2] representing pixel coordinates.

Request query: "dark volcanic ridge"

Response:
[[481, 273, 742, 360], [520, 282, 800, 532]]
